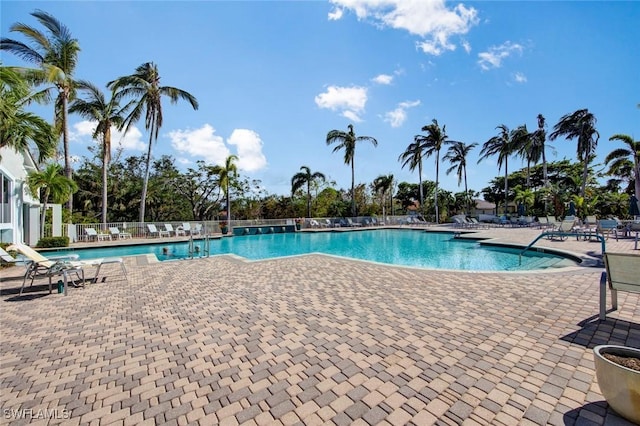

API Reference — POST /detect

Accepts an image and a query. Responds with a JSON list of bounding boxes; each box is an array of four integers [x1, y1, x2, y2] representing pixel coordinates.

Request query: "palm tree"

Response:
[[549, 109, 599, 198], [291, 166, 326, 218], [0, 67, 56, 162], [69, 80, 132, 226], [213, 155, 238, 233], [1, 10, 81, 211], [398, 136, 427, 211], [373, 174, 393, 221], [444, 141, 477, 215], [478, 124, 515, 215], [420, 119, 449, 223], [326, 124, 378, 216], [108, 62, 199, 222], [512, 125, 535, 187], [606, 134, 640, 198], [27, 163, 77, 238]]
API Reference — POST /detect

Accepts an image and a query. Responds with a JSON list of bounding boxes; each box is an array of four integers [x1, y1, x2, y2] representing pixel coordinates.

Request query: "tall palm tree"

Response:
[[326, 124, 378, 216], [291, 166, 326, 218], [27, 163, 77, 238], [0, 67, 56, 162], [420, 119, 448, 223], [444, 141, 477, 215], [606, 134, 640, 198], [1, 10, 81, 211], [108, 62, 199, 222], [213, 155, 238, 233], [69, 80, 132, 226], [512, 124, 535, 187], [478, 124, 515, 215], [549, 109, 599, 198], [398, 136, 427, 211], [373, 174, 393, 221]]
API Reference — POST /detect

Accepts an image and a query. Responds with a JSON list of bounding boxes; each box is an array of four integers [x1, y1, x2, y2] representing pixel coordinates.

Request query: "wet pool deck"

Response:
[[0, 226, 638, 425]]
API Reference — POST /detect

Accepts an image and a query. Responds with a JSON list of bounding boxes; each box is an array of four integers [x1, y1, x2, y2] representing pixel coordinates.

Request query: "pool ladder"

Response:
[[518, 231, 605, 265], [187, 234, 211, 259]]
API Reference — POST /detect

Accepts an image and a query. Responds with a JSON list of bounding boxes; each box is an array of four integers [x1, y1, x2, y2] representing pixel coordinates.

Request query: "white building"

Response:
[[0, 146, 42, 245]]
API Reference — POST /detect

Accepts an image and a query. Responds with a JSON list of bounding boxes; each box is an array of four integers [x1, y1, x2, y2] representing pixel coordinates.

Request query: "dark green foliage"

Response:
[[36, 236, 70, 248]]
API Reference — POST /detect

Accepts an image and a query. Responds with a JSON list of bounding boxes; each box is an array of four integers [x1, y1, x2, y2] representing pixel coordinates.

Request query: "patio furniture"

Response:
[[109, 227, 132, 240], [164, 224, 176, 236], [596, 219, 620, 241], [8, 243, 127, 295], [599, 252, 640, 319], [147, 224, 169, 238], [85, 228, 111, 241]]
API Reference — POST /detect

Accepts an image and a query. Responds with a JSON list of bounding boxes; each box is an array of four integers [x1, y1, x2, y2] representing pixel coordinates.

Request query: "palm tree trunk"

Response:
[[351, 159, 356, 217], [464, 167, 469, 216], [226, 186, 231, 234], [62, 96, 73, 213], [41, 188, 50, 239], [139, 131, 154, 223], [434, 152, 440, 223], [306, 182, 311, 218], [102, 151, 108, 227], [504, 158, 509, 215], [542, 149, 548, 213], [418, 163, 424, 211], [581, 161, 588, 198]]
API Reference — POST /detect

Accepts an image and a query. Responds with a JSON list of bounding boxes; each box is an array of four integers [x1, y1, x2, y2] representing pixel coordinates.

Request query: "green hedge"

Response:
[[36, 236, 70, 248]]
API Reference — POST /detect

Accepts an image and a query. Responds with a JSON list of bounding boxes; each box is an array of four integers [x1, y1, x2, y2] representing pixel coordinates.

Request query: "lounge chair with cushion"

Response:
[[85, 227, 111, 241], [7, 243, 127, 295], [596, 219, 621, 241], [180, 223, 193, 235], [147, 224, 169, 238], [547, 219, 577, 241], [109, 227, 132, 240], [599, 252, 640, 319], [164, 224, 176, 236]]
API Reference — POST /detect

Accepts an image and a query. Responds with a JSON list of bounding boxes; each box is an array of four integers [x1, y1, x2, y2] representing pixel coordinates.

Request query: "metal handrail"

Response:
[[518, 231, 606, 265]]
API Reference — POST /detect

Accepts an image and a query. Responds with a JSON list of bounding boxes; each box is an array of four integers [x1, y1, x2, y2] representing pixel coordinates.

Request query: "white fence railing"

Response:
[[59, 216, 422, 242]]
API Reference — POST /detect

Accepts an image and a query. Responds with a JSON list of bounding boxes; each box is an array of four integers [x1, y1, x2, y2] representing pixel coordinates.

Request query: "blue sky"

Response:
[[2, 1, 639, 197]]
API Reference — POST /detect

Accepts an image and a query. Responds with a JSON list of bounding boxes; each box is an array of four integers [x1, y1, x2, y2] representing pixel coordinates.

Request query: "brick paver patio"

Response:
[[1, 227, 638, 425]]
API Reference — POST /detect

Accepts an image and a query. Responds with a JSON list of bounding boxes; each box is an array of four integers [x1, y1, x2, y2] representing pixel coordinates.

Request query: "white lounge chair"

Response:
[[599, 252, 640, 319], [164, 224, 176, 236], [85, 228, 111, 241], [7, 243, 127, 295], [597, 219, 621, 241], [147, 224, 169, 238], [180, 223, 192, 235], [109, 227, 132, 240]]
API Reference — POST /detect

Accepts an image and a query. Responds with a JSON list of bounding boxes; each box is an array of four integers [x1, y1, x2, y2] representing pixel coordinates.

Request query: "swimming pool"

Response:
[[49, 229, 576, 271]]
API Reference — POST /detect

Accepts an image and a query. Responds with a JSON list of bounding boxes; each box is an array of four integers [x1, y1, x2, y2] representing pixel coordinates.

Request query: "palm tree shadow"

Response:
[[1, 284, 54, 302], [561, 315, 640, 349]]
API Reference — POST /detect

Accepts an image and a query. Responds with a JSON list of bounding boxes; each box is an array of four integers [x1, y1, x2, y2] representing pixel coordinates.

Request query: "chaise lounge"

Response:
[[599, 252, 640, 319]]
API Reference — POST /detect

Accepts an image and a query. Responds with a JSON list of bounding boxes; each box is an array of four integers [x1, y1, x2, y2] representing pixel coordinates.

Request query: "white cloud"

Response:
[[329, 0, 479, 56], [478, 41, 524, 70], [328, 7, 343, 20], [71, 120, 146, 152], [168, 124, 230, 165], [383, 100, 421, 128], [372, 74, 393, 85], [513, 72, 527, 83], [227, 129, 267, 172], [461, 39, 471, 54], [315, 85, 368, 122]]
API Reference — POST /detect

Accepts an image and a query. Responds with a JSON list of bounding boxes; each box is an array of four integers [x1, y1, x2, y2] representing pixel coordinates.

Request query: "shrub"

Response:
[[36, 236, 70, 248]]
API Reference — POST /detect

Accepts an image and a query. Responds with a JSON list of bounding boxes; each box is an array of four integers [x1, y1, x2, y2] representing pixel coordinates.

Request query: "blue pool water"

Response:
[[49, 229, 574, 271]]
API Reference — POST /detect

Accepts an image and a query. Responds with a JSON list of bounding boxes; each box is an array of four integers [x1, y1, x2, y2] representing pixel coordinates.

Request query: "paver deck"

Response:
[[1, 226, 638, 425]]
